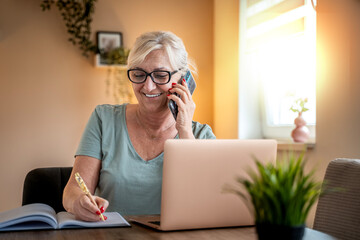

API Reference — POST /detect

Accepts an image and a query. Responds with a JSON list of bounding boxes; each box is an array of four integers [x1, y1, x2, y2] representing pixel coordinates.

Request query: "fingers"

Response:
[[167, 80, 196, 121], [94, 196, 109, 213], [78, 195, 102, 221], [75, 195, 108, 222], [168, 80, 191, 103], [167, 79, 195, 138], [179, 78, 192, 99]]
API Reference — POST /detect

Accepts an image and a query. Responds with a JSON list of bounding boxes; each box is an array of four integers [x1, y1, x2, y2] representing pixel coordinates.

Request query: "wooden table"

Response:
[[0, 220, 337, 240]]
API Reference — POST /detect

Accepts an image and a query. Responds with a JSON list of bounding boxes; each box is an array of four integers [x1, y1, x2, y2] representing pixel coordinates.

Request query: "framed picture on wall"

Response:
[[96, 31, 123, 66]]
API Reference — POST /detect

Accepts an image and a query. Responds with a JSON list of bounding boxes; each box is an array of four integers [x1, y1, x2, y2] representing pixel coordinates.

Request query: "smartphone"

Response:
[[168, 70, 196, 119]]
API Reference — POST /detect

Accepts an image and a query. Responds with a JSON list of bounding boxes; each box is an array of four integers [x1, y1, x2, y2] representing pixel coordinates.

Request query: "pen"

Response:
[[74, 172, 105, 221]]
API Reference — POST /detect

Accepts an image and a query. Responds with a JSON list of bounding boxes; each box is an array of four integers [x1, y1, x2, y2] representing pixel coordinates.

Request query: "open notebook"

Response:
[[0, 203, 130, 232], [131, 139, 277, 231]]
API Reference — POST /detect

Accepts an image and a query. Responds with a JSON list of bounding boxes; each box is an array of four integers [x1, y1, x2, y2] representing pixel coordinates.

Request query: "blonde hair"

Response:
[[127, 31, 196, 75]]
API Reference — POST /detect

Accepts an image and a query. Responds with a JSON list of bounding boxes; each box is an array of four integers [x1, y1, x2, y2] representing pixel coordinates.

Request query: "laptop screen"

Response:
[[160, 139, 277, 231]]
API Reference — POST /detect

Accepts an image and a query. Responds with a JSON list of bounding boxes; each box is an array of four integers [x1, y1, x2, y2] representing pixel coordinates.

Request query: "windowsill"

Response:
[[277, 140, 315, 151]]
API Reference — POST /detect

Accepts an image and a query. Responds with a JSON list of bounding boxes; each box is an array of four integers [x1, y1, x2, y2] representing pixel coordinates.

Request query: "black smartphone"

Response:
[[168, 70, 196, 119]]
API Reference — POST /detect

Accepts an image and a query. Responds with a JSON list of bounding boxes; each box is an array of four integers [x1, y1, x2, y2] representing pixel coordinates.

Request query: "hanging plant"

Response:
[[40, 0, 97, 57], [40, 0, 133, 104], [105, 66, 135, 104], [102, 47, 134, 104]]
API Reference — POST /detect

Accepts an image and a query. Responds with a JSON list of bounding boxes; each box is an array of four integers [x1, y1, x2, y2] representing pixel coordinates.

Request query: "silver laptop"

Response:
[[130, 139, 277, 231]]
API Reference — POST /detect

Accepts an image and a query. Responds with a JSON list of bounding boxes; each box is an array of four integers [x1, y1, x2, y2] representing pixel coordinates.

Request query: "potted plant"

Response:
[[226, 152, 322, 240], [290, 98, 310, 142]]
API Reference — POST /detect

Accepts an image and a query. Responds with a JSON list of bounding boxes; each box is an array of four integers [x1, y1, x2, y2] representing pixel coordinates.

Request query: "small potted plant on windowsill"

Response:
[[290, 98, 310, 142], [225, 152, 323, 240]]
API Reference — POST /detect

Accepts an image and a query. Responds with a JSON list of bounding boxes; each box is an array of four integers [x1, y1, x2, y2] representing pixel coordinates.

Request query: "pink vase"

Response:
[[291, 113, 310, 143]]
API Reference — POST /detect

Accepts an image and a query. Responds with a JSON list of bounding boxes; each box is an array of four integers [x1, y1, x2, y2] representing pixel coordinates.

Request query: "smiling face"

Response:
[[131, 49, 181, 113]]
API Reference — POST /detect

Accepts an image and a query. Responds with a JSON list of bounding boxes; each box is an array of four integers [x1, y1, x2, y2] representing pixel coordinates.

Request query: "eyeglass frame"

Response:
[[127, 69, 179, 85]]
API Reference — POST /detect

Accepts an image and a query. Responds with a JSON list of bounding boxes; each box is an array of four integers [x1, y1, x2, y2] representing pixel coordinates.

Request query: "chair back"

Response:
[[313, 158, 360, 240], [22, 167, 72, 213]]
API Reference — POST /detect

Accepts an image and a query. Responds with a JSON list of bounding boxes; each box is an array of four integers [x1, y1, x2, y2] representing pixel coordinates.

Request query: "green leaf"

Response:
[[40, 0, 99, 57], [223, 151, 325, 225]]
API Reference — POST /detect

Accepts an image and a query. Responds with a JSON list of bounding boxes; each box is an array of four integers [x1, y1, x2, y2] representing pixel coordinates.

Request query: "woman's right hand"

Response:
[[71, 194, 109, 221], [63, 155, 106, 221]]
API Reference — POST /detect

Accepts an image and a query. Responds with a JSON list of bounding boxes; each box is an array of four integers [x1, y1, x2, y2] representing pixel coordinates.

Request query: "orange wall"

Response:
[[0, 0, 213, 212], [213, 0, 239, 139]]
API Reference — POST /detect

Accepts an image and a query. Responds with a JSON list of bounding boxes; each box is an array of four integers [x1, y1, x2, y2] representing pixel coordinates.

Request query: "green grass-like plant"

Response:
[[227, 152, 322, 226]]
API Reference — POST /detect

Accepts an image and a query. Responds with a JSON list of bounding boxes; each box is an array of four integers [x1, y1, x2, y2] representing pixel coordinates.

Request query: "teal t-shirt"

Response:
[[75, 104, 216, 215]]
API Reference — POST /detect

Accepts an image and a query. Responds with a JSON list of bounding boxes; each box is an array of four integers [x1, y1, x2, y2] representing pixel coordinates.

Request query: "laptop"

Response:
[[130, 139, 277, 231]]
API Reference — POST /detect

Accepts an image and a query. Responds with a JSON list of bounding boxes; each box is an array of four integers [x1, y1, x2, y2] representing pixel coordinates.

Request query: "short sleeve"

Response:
[[75, 106, 103, 160], [192, 122, 216, 139]]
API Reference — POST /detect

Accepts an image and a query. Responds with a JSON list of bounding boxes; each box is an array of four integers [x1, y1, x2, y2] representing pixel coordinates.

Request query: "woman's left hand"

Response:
[[167, 79, 195, 139]]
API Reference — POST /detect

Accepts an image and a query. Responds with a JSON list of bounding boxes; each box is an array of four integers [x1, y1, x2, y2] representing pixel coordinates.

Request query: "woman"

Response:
[[63, 31, 215, 221]]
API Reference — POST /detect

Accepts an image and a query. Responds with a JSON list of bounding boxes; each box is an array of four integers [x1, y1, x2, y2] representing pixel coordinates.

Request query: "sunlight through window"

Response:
[[239, 0, 316, 140]]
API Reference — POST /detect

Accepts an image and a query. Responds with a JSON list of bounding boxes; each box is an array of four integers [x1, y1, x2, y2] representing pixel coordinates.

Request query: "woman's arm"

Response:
[[63, 155, 109, 221]]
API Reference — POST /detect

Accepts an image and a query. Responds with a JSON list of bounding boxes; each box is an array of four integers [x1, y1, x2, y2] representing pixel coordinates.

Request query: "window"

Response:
[[239, 0, 316, 141]]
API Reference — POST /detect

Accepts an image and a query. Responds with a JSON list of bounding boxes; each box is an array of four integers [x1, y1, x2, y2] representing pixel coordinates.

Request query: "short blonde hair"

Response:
[[127, 31, 196, 76]]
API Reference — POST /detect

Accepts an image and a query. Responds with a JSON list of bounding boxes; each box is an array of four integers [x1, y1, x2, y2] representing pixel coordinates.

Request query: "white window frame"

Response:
[[238, 0, 316, 142]]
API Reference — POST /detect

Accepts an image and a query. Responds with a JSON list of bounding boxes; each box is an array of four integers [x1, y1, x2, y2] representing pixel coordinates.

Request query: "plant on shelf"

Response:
[[100, 47, 130, 65], [40, 0, 97, 57], [225, 152, 323, 240]]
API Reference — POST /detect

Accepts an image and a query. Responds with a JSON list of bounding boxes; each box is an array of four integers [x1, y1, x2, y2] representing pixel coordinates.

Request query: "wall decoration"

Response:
[[96, 31, 123, 66], [40, 1, 133, 104]]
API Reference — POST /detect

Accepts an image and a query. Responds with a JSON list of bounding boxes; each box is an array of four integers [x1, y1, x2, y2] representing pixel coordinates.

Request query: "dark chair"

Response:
[[313, 158, 360, 240], [22, 167, 73, 213]]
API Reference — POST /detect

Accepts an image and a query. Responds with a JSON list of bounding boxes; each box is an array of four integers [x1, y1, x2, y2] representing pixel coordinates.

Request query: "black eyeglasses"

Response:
[[127, 69, 178, 85]]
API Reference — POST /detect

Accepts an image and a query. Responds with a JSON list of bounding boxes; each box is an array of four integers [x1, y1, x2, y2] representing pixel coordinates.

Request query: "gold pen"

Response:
[[74, 172, 105, 221]]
